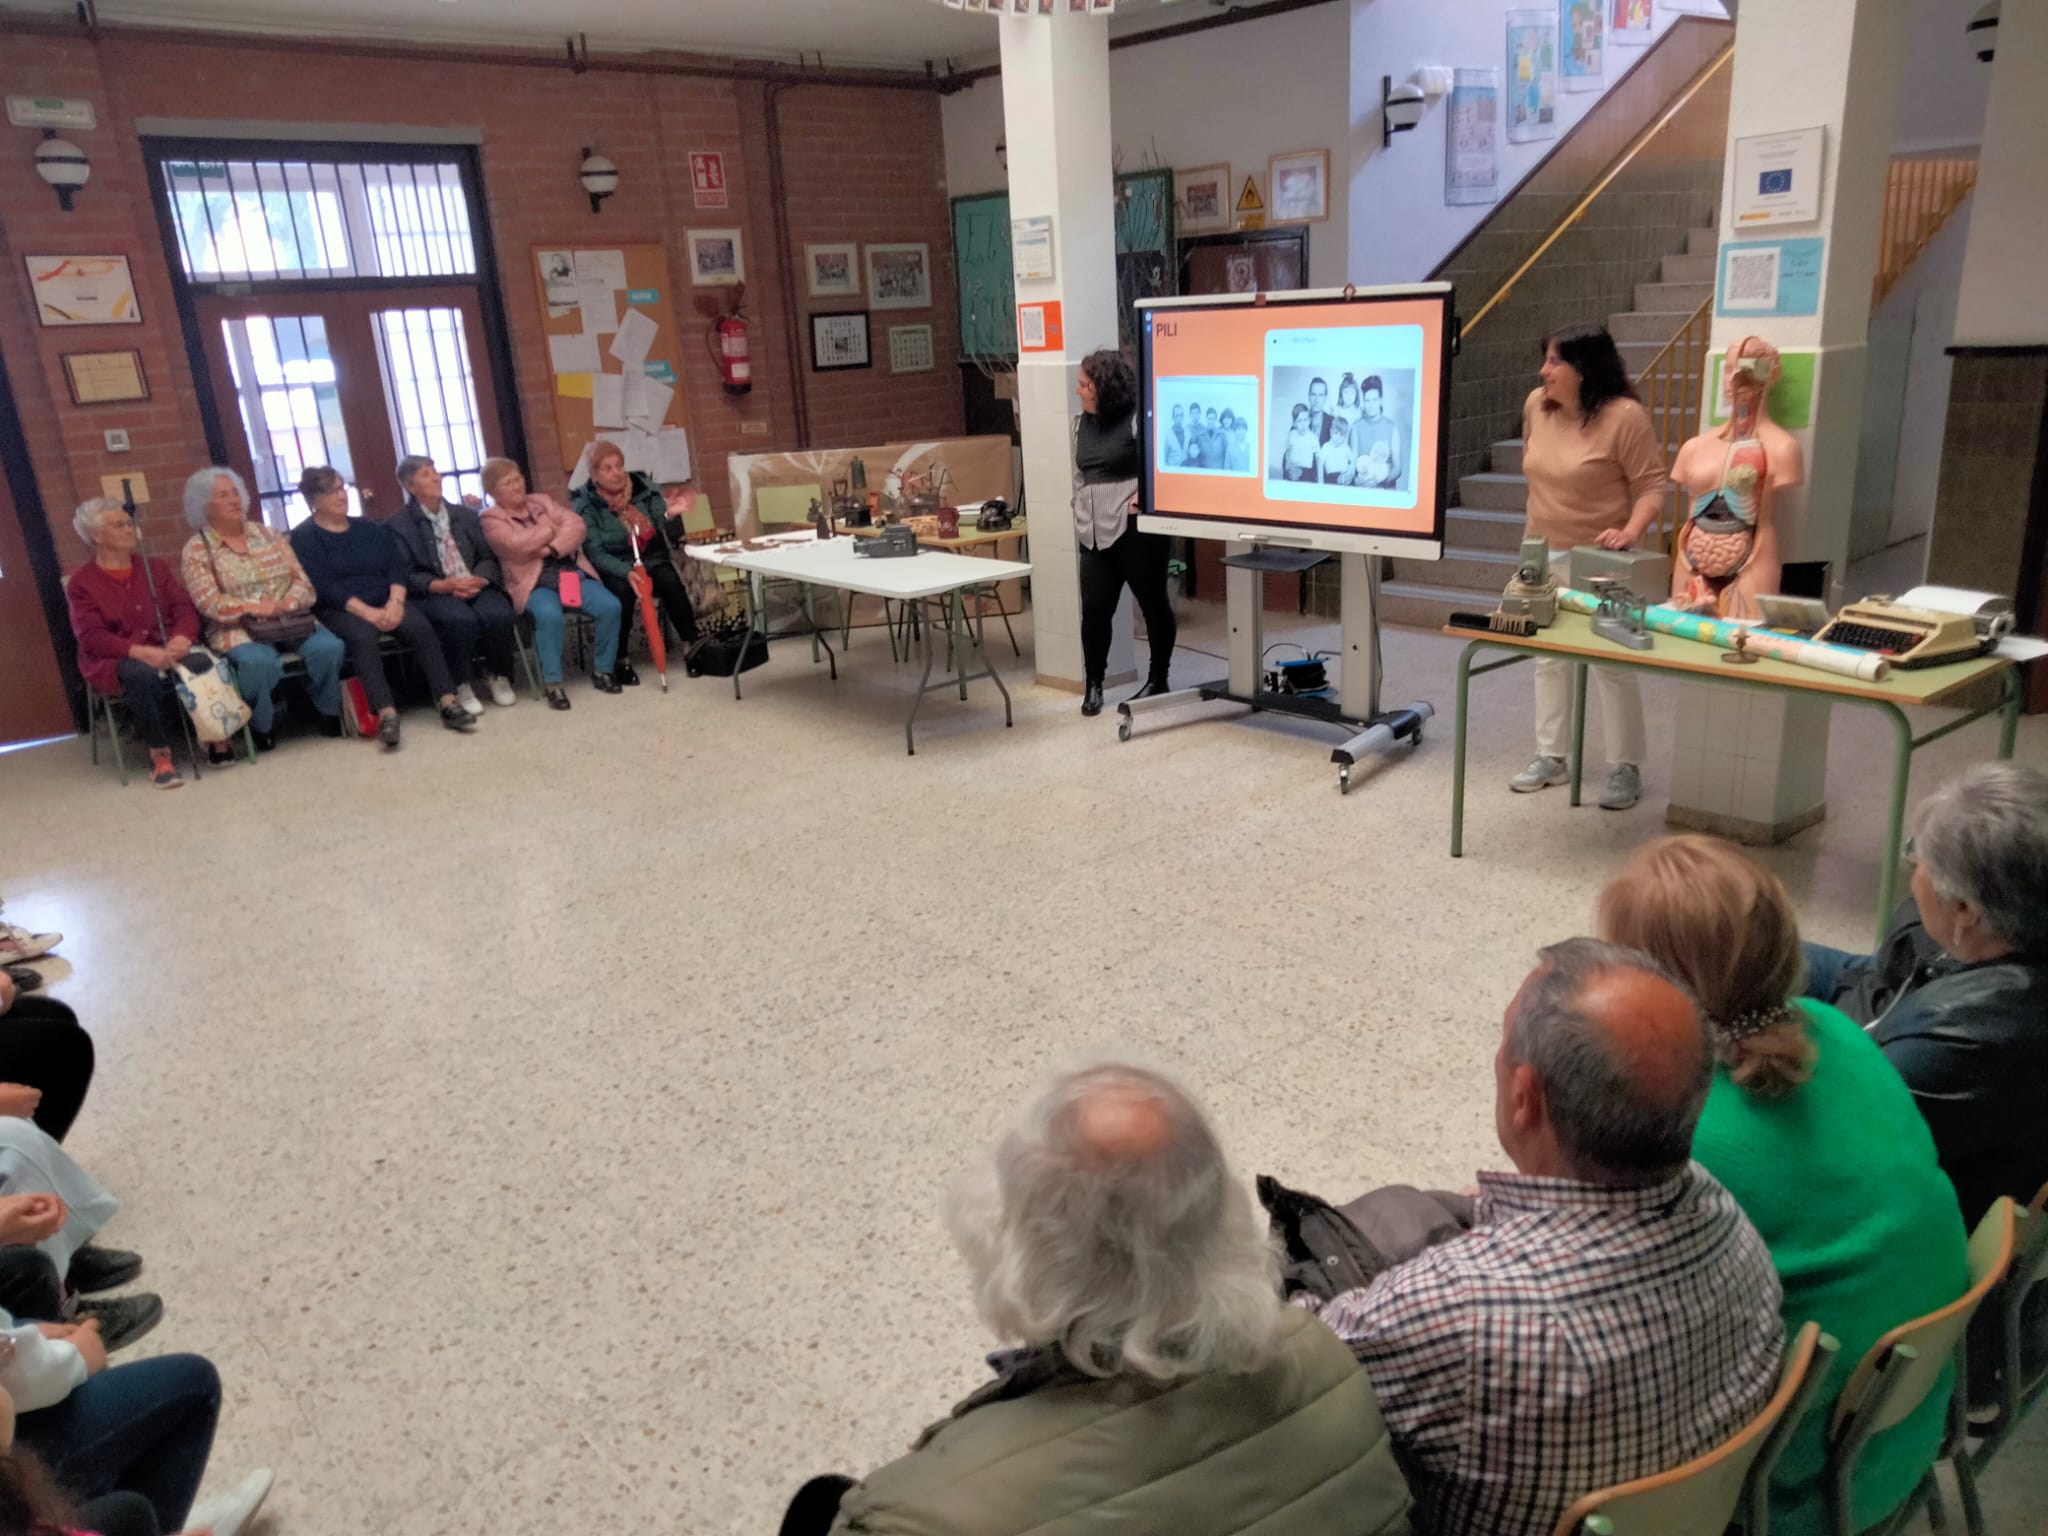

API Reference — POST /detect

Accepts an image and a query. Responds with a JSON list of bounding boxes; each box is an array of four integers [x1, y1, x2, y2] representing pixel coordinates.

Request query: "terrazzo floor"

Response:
[[2, 597, 2043, 1535]]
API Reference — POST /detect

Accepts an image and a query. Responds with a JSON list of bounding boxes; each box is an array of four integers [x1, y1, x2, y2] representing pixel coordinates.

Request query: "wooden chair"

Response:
[[1967, 1182, 2048, 1470], [1550, 1322, 1833, 1536], [1824, 1197, 2018, 1536]]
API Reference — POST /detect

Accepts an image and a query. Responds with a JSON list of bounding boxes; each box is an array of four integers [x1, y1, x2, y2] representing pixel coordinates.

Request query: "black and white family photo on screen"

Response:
[[1263, 325, 1424, 509], [1152, 375, 1260, 477]]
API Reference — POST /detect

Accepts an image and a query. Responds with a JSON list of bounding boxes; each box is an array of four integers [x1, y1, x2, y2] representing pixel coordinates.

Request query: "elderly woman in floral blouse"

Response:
[[178, 466, 345, 753]]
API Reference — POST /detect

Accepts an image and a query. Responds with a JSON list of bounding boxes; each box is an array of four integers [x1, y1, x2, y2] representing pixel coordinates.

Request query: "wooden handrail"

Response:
[[1632, 294, 1713, 556], [1873, 158, 1977, 305], [1462, 41, 1734, 339]]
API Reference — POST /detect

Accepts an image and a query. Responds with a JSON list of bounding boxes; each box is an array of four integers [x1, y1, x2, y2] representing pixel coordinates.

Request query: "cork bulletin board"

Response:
[[531, 243, 695, 481]]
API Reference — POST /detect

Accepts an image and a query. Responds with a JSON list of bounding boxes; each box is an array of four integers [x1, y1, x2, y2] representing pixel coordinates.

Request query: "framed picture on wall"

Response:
[[866, 243, 932, 310], [1174, 164, 1231, 236], [1267, 149, 1331, 225], [686, 229, 745, 286], [61, 349, 149, 404], [23, 255, 141, 327], [805, 242, 861, 298], [810, 311, 872, 371]]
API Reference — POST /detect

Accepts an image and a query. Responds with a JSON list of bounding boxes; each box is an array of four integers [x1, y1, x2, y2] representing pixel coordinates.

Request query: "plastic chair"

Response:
[[1550, 1323, 1833, 1536], [1824, 1197, 2018, 1536], [1967, 1182, 2048, 1469]]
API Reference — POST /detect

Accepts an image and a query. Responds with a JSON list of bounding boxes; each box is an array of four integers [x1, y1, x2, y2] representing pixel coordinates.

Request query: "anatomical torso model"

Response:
[[1670, 336, 1804, 620]]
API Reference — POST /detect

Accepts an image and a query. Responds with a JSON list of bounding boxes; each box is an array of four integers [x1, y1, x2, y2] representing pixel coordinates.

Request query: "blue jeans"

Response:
[[226, 624, 345, 730], [1801, 941, 1864, 1006], [527, 581, 621, 684], [14, 1352, 220, 1533]]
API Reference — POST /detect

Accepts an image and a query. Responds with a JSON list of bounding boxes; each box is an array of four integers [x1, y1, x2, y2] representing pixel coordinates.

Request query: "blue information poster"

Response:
[[1715, 236, 1824, 318]]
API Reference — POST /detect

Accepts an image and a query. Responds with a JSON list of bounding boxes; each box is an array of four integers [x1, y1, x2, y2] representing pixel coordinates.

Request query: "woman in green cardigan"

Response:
[[1598, 836, 1968, 1536]]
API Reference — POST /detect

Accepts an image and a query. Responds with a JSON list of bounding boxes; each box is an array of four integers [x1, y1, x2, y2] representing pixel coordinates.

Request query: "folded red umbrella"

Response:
[[626, 521, 668, 692]]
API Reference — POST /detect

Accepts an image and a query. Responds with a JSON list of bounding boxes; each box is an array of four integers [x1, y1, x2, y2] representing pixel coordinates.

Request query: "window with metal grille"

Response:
[[161, 158, 475, 282], [220, 314, 366, 528], [373, 307, 489, 508]]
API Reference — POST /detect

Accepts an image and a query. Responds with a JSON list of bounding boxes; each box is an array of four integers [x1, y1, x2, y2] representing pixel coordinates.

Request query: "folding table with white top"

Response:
[[683, 531, 1032, 754]]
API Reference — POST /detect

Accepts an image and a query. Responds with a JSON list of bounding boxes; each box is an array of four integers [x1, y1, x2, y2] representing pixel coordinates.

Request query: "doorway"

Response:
[[143, 139, 523, 528], [0, 345, 76, 749]]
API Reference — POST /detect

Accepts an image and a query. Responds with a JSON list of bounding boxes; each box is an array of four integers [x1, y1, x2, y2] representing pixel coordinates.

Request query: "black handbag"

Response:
[[684, 613, 768, 677]]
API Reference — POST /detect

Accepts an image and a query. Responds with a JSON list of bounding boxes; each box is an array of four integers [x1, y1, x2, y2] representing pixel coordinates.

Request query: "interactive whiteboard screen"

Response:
[[1138, 285, 1452, 557]]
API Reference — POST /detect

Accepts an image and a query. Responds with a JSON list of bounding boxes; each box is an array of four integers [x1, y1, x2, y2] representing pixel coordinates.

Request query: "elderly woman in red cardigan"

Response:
[[64, 497, 201, 790]]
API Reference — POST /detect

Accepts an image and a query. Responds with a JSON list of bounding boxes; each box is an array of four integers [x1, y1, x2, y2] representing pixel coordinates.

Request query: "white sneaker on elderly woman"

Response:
[[181, 1467, 273, 1536], [486, 674, 517, 708], [454, 682, 485, 718]]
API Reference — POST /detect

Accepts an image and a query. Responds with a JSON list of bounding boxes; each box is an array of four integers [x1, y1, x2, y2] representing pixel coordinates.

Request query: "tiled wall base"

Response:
[[1666, 684, 1832, 847]]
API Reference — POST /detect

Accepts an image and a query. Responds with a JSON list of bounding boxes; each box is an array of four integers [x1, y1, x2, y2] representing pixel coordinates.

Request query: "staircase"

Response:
[[1380, 223, 1721, 630]]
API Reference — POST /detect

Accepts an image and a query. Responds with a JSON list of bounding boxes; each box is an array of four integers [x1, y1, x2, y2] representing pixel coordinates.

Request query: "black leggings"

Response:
[[110, 662, 183, 751], [0, 994, 95, 1142], [321, 606, 456, 712], [601, 558, 698, 657], [1079, 526, 1176, 686]]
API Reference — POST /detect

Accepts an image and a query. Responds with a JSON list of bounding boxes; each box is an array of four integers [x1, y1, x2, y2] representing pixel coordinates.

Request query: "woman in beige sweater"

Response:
[[1512, 324, 1669, 810]]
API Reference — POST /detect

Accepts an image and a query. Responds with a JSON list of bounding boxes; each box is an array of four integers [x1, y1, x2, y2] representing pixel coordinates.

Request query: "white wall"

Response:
[[1953, 0, 2048, 344], [1346, 0, 1723, 285], [941, 1, 1355, 287], [1893, 0, 1997, 153]]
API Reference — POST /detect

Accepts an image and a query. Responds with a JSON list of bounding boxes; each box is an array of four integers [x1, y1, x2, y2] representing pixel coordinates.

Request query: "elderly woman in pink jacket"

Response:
[[477, 457, 624, 710]]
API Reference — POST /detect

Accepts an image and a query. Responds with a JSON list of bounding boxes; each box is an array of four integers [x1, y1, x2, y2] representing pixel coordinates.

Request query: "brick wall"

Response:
[[0, 26, 963, 576]]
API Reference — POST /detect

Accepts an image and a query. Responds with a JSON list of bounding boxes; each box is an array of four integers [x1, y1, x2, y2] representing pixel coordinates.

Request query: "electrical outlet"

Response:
[[103, 429, 130, 452], [740, 421, 769, 436]]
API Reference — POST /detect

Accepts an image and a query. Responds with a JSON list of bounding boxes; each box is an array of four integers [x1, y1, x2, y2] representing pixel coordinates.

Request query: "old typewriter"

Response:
[[1813, 598, 1991, 669]]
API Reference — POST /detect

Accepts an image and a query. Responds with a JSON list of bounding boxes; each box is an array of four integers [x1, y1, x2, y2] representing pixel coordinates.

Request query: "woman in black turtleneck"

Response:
[[1072, 348, 1176, 717]]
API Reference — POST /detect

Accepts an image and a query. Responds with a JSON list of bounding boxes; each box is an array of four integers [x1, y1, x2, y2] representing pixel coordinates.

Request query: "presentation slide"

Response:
[[1140, 290, 1449, 549]]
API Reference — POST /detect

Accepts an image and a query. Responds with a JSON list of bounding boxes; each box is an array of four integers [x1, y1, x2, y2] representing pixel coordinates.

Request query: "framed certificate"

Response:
[[61, 349, 148, 404], [810, 311, 871, 371]]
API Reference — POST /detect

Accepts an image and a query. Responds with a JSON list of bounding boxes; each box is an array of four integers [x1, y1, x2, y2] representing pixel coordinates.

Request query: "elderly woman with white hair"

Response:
[[775, 1063, 1413, 1536], [177, 466, 345, 752], [62, 498, 202, 790], [1805, 761, 2048, 1225]]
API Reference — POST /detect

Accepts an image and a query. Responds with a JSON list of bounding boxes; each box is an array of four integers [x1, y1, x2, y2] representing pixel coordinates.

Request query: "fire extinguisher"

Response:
[[707, 295, 752, 397]]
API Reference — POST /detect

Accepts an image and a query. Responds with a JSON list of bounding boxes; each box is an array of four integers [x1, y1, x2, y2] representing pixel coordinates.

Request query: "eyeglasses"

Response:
[[1902, 836, 1918, 864]]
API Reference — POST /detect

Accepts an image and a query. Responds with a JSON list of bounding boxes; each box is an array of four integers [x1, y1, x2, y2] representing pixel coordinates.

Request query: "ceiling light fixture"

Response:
[[1382, 76, 1426, 149], [34, 130, 89, 210], [579, 148, 619, 214]]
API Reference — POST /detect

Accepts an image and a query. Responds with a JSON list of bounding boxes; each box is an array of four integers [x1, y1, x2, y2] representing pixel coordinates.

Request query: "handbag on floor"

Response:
[[172, 648, 252, 744], [685, 613, 767, 677]]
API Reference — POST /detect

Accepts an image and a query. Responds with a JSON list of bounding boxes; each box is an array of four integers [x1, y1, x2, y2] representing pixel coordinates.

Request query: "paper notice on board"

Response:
[[656, 426, 693, 484], [568, 441, 596, 491], [621, 373, 648, 422], [628, 377, 673, 428], [579, 289, 619, 336], [575, 249, 628, 290], [591, 373, 626, 427], [539, 249, 577, 306], [602, 427, 658, 477], [609, 308, 658, 369], [548, 332, 601, 374], [555, 371, 594, 399]]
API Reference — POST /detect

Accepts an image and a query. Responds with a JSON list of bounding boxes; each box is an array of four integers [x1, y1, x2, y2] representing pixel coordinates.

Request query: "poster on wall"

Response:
[[1731, 127, 1825, 228], [1715, 236, 1824, 317], [23, 255, 141, 326], [1561, 0, 1604, 92], [1610, 0, 1652, 40], [1506, 11, 1559, 143], [1445, 70, 1501, 207]]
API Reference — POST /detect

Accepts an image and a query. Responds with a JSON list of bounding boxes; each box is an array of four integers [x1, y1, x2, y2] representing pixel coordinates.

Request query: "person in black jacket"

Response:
[[1804, 761, 2048, 1224], [1073, 349, 1174, 718], [391, 455, 519, 715]]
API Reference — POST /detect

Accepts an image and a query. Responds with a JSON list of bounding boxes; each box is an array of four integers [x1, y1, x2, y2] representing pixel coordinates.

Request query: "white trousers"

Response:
[[1533, 656, 1645, 766]]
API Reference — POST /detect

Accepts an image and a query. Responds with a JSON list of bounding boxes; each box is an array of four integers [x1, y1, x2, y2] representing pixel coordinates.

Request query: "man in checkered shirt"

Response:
[[1314, 938, 1784, 1536]]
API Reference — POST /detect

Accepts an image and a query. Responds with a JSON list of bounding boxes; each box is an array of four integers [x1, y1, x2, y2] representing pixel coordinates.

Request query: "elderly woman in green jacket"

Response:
[[776, 1064, 1414, 1536], [569, 441, 699, 683], [1599, 837, 1968, 1536]]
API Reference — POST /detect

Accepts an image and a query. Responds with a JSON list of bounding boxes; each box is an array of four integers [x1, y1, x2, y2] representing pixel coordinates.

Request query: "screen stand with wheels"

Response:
[[1115, 541, 1431, 793]]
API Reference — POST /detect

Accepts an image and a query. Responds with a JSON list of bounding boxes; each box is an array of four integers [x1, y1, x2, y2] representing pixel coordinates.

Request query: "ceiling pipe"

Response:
[[763, 81, 813, 449]]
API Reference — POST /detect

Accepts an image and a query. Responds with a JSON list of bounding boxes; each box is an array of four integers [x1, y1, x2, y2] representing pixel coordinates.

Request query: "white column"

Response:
[[1953, 0, 2048, 346], [1668, 0, 1905, 844], [1000, 8, 1130, 688]]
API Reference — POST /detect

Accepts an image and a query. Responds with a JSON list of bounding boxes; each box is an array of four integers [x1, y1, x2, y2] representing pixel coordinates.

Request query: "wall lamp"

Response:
[[34, 130, 90, 211], [1382, 76, 1426, 149], [579, 148, 619, 213], [1969, 0, 1998, 62]]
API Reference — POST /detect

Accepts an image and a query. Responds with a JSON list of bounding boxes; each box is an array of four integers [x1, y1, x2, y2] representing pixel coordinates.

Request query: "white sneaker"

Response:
[[1600, 762, 1643, 811], [487, 674, 517, 708], [0, 924, 60, 963], [1509, 755, 1569, 793], [182, 1467, 273, 1536], [454, 682, 485, 717]]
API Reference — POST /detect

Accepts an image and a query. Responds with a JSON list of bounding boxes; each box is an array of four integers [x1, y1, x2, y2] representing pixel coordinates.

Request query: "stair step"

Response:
[[1449, 506, 1528, 552], [1379, 579, 1494, 631], [1393, 546, 1521, 591], [1490, 438, 1523, 475], [1636, 280, 1713, 312], [1619, 339, 1675, 377], [1685, 226, 1721, 257], [1661, 251, 1716, 285], [1458, 471, 1528, 512], [1608, 310, 1702, 345]]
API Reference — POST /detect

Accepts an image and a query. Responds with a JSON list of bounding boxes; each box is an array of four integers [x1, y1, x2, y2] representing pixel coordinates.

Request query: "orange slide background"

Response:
[[1145, 298, 1445, 535]]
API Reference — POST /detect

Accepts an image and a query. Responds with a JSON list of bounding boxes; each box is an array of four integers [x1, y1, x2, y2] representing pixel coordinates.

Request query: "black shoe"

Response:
[[251, 728, 278, 753], [592, 672, 623, 695], [206, 741, 237, 767], [439, 704, 478, 733], [1081, 681, 1104, 717], [317, 714, 343, 739], [1126, 677, 1171, 703], [1, 965, 40, 994], [546, 686, 572, 710], [68, 1245, 142, 1295], [377, 712, 402, 750], [614, 658, 641, 687], [74, 1292, 163, 1353]]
